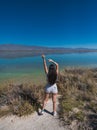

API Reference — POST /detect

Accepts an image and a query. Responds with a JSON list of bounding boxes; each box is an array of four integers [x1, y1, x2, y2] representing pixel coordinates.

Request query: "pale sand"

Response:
[[0, 96, 66, 130]]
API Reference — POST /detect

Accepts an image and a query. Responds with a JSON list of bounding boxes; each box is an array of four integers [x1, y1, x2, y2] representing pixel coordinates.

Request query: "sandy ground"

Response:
[[0, 96, 66, 130]]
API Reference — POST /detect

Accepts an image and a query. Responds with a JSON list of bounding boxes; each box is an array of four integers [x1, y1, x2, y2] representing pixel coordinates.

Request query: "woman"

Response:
[[41, 54, 59, 116]]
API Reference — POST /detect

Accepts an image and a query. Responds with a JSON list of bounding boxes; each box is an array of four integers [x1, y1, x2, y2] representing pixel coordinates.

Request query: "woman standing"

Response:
[[41, 54, 59, 116]]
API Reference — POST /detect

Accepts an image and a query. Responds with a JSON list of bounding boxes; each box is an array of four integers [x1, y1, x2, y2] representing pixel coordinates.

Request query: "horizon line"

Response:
[[0, 43, 97, 49]]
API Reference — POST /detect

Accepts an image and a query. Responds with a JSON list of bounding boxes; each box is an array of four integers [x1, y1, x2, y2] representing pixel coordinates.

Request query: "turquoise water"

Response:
[[0, 53, 97, 84]]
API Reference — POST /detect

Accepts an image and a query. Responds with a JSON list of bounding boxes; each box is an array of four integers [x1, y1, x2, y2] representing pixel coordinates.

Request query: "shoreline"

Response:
[[1, 66, 97, 84]]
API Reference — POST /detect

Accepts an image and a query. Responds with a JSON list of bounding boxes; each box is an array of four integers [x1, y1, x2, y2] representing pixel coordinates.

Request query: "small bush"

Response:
[[13, 101, 34, 116]]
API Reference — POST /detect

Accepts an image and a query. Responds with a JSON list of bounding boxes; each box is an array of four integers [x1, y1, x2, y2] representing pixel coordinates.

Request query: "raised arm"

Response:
[[42, 55, 48, 74], [48, 59, 59, 74]]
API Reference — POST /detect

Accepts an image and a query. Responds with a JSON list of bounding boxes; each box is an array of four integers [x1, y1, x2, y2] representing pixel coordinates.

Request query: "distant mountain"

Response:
[[0, 43, 96, 51], [0, 44, 97, 58], [0, 44, 48, 50]]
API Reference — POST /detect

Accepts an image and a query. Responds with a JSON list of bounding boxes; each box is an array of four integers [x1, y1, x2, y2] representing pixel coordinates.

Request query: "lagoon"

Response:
[[0, 52, 97, 84]]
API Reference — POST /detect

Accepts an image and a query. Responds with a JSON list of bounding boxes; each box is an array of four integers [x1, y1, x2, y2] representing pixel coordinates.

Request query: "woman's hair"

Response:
[[47, 64, 57, 85]]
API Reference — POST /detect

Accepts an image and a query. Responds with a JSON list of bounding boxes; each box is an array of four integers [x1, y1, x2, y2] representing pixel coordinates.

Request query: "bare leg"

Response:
[[42, 93, 49, 110], [52, 93, 57, 112]]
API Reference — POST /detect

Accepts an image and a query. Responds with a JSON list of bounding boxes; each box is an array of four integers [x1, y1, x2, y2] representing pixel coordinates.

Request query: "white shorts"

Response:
[[45, 83, 58, 94]]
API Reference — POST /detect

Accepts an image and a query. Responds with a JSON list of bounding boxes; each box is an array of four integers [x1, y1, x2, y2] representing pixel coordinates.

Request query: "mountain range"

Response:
[[0, 44, 97, 58]]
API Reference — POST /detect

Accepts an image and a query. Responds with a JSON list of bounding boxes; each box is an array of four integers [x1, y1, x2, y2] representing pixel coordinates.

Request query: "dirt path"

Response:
[[0, 96, 66, 130]]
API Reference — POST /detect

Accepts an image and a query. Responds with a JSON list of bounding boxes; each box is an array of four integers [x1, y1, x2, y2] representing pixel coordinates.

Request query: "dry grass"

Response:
[[0, 81, 44, 117], [1, 67, 97, 129], [58, 67, 97, 129]]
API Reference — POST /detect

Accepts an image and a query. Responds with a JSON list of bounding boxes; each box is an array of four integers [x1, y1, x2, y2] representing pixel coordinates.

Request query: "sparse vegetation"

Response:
[[0, 81, 44, 117], [58, 67, 97, 129], [0, 67, 97, 129]]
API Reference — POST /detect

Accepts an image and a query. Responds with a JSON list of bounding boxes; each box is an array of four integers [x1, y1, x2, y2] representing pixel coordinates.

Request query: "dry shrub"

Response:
[[58, 68, 97, 129], [0, 81, 44, 117]]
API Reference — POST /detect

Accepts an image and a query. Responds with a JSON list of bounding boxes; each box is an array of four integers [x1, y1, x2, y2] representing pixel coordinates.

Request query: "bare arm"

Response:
[[48, 59, 59, 74], [42, 55, 48, 74]]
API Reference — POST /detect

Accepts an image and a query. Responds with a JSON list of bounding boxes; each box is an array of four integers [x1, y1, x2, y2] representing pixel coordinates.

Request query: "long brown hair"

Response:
[[47, 64, 57, 85]]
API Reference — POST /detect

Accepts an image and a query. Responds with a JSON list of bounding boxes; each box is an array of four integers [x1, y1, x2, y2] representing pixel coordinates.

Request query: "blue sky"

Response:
[[0, 0, 97, 48]]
